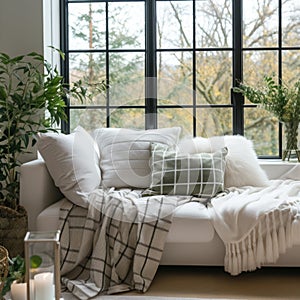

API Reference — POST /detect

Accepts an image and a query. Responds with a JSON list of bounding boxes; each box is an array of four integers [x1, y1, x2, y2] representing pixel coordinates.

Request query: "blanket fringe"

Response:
[[271, 211, 279, 261], [256, 221, 264, 267], [278, 210, 286, 253], [225, 202, 300, 276], [292, 213, 300, 244]]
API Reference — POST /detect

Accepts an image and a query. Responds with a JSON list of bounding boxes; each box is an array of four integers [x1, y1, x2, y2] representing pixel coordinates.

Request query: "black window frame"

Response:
[[60, 0, 300, 159]]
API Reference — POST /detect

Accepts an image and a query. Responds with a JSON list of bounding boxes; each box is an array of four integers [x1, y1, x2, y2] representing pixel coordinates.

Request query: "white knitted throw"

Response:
[[208, 179, 300, 275]]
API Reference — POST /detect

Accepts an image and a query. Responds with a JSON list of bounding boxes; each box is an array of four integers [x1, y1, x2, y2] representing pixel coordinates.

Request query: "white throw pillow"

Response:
[[94, 127, 181, 188], [37, 126, 101, 208], [179, 135, 269, 188]]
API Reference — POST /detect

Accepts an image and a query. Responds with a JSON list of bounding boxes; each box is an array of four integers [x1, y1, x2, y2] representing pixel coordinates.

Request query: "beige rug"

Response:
[[61, 265, 300, 299]]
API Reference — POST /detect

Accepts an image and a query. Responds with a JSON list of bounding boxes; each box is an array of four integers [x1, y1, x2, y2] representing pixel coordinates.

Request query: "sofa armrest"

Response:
[[20, 159, 63, 231]]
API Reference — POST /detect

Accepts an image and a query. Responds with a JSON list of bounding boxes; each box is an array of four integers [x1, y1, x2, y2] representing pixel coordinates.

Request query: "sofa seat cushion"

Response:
[[37, 199, 214, 243], [166, 201, 215, 243]]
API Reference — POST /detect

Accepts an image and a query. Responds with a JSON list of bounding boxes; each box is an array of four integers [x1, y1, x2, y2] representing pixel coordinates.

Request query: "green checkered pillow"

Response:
[[143, 143, 227, 197]]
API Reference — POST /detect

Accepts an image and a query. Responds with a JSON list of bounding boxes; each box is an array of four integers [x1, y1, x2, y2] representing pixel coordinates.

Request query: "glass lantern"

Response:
[[24, 231, 61, 300]]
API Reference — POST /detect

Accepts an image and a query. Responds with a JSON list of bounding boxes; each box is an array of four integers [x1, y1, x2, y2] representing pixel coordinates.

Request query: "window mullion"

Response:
[[232, 0, 244, 135], [145, 0, 157, 129], [192, 0, 196, 137], [105, 2, 110, 128], [278, 0, 283, 157], [60, 0, 70, 133]]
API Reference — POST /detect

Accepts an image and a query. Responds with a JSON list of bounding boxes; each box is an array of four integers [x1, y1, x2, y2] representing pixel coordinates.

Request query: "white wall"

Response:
[[43, 0, 61, 66], [0, 0, 44, 56], [0, 0, 60, 162]]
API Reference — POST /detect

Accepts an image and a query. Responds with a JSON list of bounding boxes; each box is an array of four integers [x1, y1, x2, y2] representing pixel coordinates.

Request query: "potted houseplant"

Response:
[[0, 50, 92, 257], [234, 76, 300, 161], [1, 255, 25, 299]]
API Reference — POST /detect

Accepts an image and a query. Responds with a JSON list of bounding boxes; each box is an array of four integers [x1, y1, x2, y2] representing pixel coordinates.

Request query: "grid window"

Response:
[[61, 0, 300, 157]]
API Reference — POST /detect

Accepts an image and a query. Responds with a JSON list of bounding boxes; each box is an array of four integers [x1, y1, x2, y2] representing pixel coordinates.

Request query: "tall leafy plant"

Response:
[[0, 51, 90, 210]]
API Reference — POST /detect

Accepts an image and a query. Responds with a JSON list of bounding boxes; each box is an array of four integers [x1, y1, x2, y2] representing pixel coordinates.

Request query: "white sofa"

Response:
[[20, 158, 300, 267]]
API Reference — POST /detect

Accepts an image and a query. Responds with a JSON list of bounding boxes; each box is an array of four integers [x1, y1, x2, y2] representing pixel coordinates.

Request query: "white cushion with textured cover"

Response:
[[94, 127, 181, 188]]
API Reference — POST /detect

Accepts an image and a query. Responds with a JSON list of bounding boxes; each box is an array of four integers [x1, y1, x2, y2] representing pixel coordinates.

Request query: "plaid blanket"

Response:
[[59, 188, 189, 299]]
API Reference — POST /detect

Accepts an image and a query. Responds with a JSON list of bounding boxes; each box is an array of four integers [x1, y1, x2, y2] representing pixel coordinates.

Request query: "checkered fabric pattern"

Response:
[[144, 143, 227, 197], [59, 188, 189, 299]]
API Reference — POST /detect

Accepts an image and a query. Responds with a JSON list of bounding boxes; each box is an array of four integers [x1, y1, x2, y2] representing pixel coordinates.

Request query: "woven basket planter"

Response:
[[0, 245, 9, 295], [0, 206, 28, 258]]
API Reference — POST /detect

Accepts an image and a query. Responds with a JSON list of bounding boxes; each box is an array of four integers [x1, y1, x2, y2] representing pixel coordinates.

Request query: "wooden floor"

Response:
[[124, 266, 300, 299]]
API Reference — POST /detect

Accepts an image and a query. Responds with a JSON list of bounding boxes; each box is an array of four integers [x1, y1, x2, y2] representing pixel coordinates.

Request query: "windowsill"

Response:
[[258, 159, 298, 179], [259, 159, 299, 166]]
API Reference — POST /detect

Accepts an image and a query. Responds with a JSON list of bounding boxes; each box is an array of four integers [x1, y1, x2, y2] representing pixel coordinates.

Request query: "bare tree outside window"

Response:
[[62, 0, 300, 157]]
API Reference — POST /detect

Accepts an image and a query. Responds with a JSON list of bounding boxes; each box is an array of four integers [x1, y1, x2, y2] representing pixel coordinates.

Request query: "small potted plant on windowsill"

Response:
[[0, 50, 102, 257], [233, 76, 300, 162]]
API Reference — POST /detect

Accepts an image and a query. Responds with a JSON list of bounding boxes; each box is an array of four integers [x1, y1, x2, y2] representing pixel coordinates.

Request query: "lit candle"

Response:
[[34, 272, 54, 300]]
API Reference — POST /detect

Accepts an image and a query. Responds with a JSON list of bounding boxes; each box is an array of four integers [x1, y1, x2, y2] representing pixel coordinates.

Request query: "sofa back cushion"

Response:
[[94, 127, 181, 188]]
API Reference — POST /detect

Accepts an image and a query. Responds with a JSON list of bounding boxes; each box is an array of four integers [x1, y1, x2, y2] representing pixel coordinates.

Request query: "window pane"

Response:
[[282, 50, 300, 83], [243, 51, 278, 103], [244, 108, 279, 156], [196, 108, 232, 137], [196, 0, 232, 48], [158, 108, 193, 137], [282, 0, 300, 47], [69, 3, 106, 50], [108, 2, 145, 50], [157, 51, 193, 105], [157, 1, 193, 49], [109, 108, 145, 129], [196, 51, 232, 104], [69, 52, 106, 105], [70, 109, 107, 132], [243, 0, 278, 48], [109, 52, 144, 106]]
